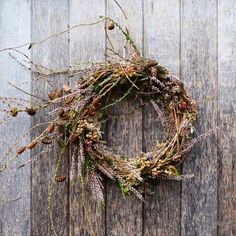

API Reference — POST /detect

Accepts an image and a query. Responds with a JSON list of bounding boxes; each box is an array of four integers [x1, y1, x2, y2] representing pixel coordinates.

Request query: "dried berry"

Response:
[[17, 146, 26, 155], [26, 108, 37, 116], [179, 101, 187, 110], [27, 140, 38, 149], [10, 107, 18, 117], [46, 123, 55, 133], [107, 21, 115, 30], [41, 136, 52, 145]]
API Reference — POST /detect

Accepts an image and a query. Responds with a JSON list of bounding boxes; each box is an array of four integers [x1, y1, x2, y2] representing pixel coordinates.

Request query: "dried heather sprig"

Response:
[[150, 99, 167, 127], [89, 171, 104, 205]]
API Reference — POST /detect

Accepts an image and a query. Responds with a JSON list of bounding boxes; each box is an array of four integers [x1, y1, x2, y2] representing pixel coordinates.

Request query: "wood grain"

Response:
[[69, 1, 106, 235], [105, 1, 143, 236], [218, 1, 236, 235], [181, 0, 218, 235], [143, 1, 181, 235], [31, 1, 70, 235], [0, 1, 31, 236]]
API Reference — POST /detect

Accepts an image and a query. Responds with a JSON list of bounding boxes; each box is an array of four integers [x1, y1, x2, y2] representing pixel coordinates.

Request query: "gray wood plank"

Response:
[[69, 1, 106, 235], [143, 1, 181, 235], [31, 1, 70, 235], [105, 1, 143, 236], [0, 1, 31, 235], [181, 1, 218, 235], [218, 1, 236, 235]]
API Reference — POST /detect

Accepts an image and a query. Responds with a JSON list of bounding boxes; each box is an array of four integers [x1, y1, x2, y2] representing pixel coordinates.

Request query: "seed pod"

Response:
[[70, 133, 79, 143], [107, 21, 115, 30], [92, 96, 101, 107], [27, 140, 38, 149], [55, 175, 66, 182], [62, 85, 71, 93], [46, 123, 55, 133], [17, 146, 26, 155], [41, 136, 52, 145], [26, 108, 37, 116], [10, 107, 18, 117]]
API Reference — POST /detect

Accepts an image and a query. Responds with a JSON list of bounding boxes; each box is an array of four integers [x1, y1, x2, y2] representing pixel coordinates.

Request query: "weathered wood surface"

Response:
[[69, 1, 106, 235], [106, 1, 143, 236], [181, 1, 218, 235], [143, 1, 181, 235], [0, 1, 235, 235], [31, 1, 70, 235], [218, 1, 236, 235], [0, 1, 31, 236]]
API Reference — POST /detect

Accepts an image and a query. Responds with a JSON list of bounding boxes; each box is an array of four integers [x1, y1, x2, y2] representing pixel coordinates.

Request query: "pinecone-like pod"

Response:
[[26, 108, 37, 116], [46, 123, 55, 133], [41, 136, 52, 145], [27, 140, 37, 149], [10, 107, 18, 117], [17, 146, 26, 155]]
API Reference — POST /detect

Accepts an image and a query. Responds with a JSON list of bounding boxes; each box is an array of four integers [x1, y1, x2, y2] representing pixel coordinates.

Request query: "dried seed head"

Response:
[[46, 123, 55, 133], [55, 175, 66, 182], [26, 108, 37, 116], [17, 146, 26, 155], [62, 85, 71, 93], [10, 107, 18, 117], [107, 21, 115, 30], [41, 136, 52, 145], [27, 140, 38, 149]]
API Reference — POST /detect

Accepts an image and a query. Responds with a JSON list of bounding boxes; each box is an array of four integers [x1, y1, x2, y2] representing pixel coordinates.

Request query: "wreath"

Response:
[[1, 18, 201, 206]]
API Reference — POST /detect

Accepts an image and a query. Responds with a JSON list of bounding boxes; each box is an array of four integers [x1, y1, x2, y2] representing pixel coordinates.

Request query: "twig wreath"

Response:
[[0, 13, 221, 234]]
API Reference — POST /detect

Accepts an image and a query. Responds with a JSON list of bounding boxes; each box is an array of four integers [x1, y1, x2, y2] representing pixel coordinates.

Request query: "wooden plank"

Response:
[[105, 1, 143, 236], [181, 1, 218, 235], [143, 1, 181, 235], [218, 1, 236, 235], [69, 1, 106, 235], [0, 1, 31, 235], [31, 1, 70, 235]]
